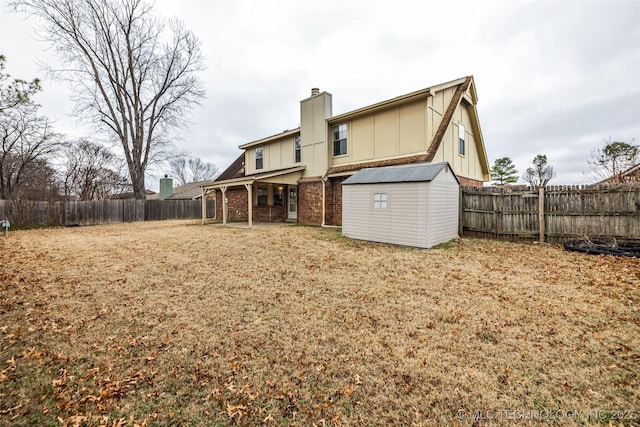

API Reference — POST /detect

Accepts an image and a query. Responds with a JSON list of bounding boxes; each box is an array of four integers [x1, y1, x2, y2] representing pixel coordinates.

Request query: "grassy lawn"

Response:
[[1, 220, 639, 426]]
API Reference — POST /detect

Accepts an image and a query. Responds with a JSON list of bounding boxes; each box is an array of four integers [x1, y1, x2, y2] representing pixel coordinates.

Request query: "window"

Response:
[[459, 124, 465, 156], [373, 192, 388, 209], [273, 186, 284, 205], [256, 146, 264, 169], [294, 136, 301, 163], [257, 183, 268, 206], [333, 124, 347, 156]]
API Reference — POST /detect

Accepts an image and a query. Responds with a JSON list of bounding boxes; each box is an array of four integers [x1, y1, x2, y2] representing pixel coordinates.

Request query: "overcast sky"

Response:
[[1, 0, 639, 189]]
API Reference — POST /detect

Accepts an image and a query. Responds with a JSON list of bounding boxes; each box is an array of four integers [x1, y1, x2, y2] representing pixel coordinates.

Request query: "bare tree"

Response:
[[12, 158, 60, 200], [62, 138, 129, 200], [168, 157, 189, 186], [0, 55, 60, 200], [523, 154, 555, 189], [168, 156, 219, 185], [588, 138, 639, 183], [11, 0, 206, 199], [0, 105, 61, 199]]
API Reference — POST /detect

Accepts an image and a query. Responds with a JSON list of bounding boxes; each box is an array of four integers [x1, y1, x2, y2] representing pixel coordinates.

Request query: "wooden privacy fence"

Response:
[[461, 184, 640, 244], [0, 199, 215, 228]]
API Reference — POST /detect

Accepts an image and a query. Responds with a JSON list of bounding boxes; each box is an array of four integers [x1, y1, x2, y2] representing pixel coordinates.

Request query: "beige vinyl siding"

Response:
[[431, 101, 485, 182], [244, 135, 299, 175], [300, 92, 331, 177], [331, 99, 429, 167], [427, 86, 455, 143]]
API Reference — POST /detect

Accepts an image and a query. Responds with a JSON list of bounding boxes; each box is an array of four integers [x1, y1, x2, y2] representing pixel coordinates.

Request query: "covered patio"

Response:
[[200, 166, 305, 227]]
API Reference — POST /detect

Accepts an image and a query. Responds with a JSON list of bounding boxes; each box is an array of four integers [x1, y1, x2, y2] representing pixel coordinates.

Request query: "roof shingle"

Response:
[[342, 162, 457, 185]]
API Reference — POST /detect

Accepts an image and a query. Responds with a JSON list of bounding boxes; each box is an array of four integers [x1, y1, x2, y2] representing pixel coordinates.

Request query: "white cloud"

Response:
[[2, 0, 640, 188]]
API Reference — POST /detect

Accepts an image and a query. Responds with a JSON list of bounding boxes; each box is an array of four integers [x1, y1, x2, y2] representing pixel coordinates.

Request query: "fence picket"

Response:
[[0, 199, 215, 228], [461, 185, 640, 243]]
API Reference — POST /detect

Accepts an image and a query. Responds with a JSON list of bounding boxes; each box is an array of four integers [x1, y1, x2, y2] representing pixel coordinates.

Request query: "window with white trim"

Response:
[[256, 146, 264, 169], [373, 192, 388, 209], [333, 124, 347, 156], [459, 124, 465, 156], [294, 136, 301, 163]]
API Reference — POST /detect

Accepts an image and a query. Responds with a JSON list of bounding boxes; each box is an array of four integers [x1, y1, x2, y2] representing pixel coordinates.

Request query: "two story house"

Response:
[[201, 76, 490, 226]]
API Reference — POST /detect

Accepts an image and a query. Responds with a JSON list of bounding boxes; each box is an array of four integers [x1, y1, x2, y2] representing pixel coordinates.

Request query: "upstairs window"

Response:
[[256, 146, 264, 169], [373, 192, 388, 209], [333, 124, 347, 156], [459, 124, 465, 156], [294, 136, 301, 163]]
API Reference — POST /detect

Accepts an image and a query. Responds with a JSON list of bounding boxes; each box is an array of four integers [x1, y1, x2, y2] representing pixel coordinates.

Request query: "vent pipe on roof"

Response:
[[311, 87, 320, 96]]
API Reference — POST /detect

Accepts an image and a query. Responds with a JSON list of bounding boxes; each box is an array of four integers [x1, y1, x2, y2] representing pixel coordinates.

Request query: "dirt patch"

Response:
[[1, 220, 639, 425]]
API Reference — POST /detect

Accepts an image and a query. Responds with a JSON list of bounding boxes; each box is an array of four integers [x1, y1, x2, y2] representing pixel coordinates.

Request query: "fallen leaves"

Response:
[[0, 222, 639, 425]]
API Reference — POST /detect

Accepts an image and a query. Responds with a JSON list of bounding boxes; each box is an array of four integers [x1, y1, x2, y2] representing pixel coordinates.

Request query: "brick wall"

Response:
[[298, 180, 323, 225], [215, 187, 287, 222], [220, 188, 248, 222], [325, 176, 347, 226], [253, 204, 286, 222], [458, 176, 484, 187]]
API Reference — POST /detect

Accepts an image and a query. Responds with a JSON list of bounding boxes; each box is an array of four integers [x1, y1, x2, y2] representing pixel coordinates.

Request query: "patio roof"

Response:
[[201, 165, 306, 190]]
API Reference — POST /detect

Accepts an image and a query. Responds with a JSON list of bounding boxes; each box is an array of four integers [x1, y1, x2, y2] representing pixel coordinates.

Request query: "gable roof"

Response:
[[425, 76, 489, 180], [327, 76, 469, 124], [215, 153, 245, 182], [326, 76, 490, 179], [202, 165, 305, 190], [239, 128, 300, 150], [342, 162, 459, 185], [425, 77, 472, 161]]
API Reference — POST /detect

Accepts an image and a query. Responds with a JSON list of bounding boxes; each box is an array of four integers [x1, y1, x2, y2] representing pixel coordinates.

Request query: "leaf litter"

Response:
[[0, 220, 638, 425]]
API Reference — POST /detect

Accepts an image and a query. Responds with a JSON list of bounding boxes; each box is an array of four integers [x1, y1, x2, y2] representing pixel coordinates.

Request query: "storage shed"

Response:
[[341, 162, 460, 248]]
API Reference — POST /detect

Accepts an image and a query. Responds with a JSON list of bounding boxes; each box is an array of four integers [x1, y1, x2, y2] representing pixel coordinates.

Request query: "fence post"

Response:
[[539, 187, 545, 242], [458, 186, 464, 237], [492, 193, 500, 238]]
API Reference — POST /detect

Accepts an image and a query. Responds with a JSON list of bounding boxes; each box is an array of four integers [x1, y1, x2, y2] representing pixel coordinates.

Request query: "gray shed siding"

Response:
[[342, 165, 459, 248], [425, 170, 460, 247]]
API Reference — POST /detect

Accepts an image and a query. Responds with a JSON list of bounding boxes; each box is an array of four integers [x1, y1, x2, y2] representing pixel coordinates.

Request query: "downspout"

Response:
[[321, 172, 327, 226], [321, 171, 341, 228], [320, 169, 329, 227]]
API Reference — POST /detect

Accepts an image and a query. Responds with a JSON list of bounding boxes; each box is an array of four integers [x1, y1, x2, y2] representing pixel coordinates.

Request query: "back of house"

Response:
[[203, 76, 490, 226]]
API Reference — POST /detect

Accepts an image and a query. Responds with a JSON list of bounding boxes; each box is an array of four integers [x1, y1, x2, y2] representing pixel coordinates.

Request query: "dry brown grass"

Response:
[[0, 220, 639, 426]]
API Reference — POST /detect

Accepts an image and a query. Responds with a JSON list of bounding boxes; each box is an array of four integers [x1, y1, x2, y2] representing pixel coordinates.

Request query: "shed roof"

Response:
[[342, 162, 458, 185]]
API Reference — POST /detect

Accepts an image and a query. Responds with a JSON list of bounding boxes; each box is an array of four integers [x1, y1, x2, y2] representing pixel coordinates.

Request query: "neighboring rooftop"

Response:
[[166, 181, 206, 200]]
